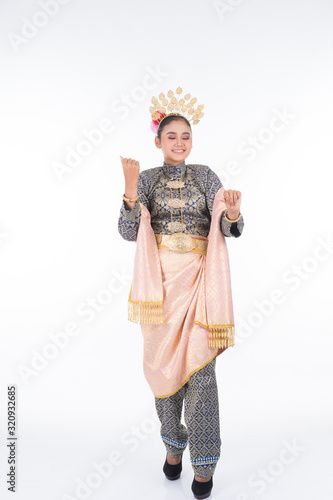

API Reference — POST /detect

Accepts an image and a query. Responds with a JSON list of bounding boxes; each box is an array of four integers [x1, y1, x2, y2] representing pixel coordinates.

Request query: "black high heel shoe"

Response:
[[163, 454, 182, 480], [191, 476, 213, 499]]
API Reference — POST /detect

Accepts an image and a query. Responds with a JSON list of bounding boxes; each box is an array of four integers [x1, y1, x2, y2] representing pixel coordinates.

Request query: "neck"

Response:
[[163, 159, 185, 167]]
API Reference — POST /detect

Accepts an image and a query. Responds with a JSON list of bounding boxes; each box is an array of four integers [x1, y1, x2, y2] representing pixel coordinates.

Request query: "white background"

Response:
[[0, 0, 332, 499]]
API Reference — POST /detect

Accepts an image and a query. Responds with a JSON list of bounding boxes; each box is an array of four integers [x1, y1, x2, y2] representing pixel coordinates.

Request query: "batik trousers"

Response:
[[154, 357, 221, 477]]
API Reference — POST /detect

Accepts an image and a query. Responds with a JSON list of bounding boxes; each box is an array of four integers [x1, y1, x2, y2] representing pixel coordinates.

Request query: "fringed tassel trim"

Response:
[[128, 286, 164, 324], [195, 321, 235, 349], [208, 325, 235, 348]]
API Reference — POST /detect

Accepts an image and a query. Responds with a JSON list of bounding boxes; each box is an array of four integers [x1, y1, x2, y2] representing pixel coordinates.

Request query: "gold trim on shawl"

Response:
[[128, 286, 164, 324]]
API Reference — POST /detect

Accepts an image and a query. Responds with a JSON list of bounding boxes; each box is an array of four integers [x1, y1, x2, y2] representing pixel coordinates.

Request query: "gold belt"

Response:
[[155, 233, 208, 255]]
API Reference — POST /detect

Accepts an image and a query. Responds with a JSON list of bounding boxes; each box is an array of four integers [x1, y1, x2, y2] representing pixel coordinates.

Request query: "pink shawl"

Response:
[[128, 186, 235, 349]]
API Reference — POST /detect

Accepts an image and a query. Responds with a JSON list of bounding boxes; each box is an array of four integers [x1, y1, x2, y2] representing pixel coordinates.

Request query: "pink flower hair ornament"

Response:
[[150, 110, 166, 135]]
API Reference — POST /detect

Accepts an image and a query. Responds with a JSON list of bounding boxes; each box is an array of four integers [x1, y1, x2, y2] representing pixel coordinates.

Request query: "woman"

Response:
[[118, 87, 244, 499]]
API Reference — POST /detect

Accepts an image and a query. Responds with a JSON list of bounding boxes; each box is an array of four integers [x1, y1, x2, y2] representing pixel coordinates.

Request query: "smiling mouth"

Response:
[[173, 149, 185, 153]]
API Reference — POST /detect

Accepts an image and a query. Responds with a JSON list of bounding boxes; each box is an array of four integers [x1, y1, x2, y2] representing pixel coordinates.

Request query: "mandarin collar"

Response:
[[162, 160, 186, 180]]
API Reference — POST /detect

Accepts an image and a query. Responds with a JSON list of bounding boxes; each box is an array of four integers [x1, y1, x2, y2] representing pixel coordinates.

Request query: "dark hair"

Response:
[[157, 115, 191, 140]]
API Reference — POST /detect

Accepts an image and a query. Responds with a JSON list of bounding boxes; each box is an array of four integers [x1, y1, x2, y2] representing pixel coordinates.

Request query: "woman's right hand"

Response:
[[120, 156, 140, 188], [120, 156, 140, 210]]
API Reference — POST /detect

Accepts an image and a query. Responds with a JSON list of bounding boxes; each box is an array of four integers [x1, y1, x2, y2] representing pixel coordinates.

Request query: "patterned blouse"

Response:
[[118, 160, 244, 241]]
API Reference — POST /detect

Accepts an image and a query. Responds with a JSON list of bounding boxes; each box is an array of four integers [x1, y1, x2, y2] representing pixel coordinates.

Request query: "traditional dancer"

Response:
[[118, 87, 244, 499]]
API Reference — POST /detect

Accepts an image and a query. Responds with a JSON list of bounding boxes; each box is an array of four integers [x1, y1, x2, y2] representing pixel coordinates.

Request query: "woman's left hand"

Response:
[[223, 189, 242, 219]]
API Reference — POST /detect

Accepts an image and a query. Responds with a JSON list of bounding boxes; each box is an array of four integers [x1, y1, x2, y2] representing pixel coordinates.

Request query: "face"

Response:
[[155, 119, 192, 166]]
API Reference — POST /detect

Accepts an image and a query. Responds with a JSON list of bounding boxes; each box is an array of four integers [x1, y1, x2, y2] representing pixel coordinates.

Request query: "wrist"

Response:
[[124, 186, 138, 198], [225, 210, 241, 222], [123, 193, 139, 203]]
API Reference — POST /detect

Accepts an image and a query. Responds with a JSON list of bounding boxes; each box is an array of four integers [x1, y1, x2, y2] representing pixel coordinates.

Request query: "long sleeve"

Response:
[[117, 172, 150, 241], [206, 167, 244, 238]]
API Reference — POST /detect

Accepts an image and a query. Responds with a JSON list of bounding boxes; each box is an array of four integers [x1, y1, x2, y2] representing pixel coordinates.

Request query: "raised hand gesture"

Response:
[[120, 156, 140, 210], [223, 189, 242, 220]]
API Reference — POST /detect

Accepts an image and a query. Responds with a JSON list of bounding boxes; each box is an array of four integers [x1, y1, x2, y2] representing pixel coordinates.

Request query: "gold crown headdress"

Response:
[[149, 86, 204, 134]]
